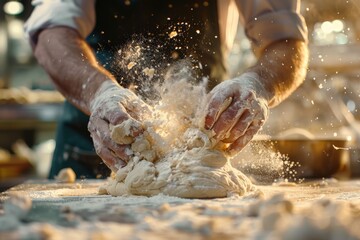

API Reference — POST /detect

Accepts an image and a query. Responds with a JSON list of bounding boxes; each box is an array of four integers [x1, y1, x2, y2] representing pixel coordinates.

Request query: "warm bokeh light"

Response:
[[332, 19, 344, 32], [3, 1, 24, 15], [321, 21, 333, 34]]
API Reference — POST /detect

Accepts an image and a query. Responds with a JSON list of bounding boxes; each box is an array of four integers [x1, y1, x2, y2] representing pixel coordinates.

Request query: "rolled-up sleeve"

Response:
[[235, 0, 308, 56], [24, 0, 96, 46]]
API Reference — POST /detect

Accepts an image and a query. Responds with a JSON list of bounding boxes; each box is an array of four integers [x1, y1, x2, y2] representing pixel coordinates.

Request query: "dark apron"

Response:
[[49, 0, 227, 179]]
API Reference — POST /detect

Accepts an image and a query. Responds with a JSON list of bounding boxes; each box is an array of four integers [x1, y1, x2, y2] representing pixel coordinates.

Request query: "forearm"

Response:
[[246, 39, 309, 107], [33, 27, 118, 115]]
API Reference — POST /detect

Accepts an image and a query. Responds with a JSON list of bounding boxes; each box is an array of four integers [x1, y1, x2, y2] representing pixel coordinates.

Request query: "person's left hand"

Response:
[[204, 72, 270, 156]]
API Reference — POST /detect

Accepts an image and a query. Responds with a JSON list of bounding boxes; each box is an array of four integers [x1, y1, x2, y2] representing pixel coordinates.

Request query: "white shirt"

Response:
[[24, 0, 307, 58]]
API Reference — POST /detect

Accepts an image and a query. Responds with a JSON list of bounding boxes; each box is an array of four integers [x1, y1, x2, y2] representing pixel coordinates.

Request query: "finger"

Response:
[[223, 96, 268, 143], [92, 134, 126, 172], [211, 97, 248, 141], [126, 100, 152, 120], [110, 143, 131, 164], [117, 90, 152, 120], [106, 102, 131, 125], [221, 109, 253, 143], [205, 95, 233, 130], [226, 123, 262, 156], [91, 118, 131, 161], [88, 111, 104, 132]]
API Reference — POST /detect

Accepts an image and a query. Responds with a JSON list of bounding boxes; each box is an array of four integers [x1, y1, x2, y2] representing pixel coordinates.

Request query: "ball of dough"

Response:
[[55, 168, 76, 183]]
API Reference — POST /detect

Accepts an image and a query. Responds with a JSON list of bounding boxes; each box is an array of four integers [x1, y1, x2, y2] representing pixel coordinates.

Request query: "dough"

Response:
[[55, 168, 76, 183], [110, 119, 143, 145], [104, 128, 254, 198], [101, 72, 255, 198]]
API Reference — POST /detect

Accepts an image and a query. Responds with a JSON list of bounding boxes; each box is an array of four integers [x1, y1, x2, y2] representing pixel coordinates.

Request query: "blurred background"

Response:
[[0, 0, 360, 186], [229, 0, 360, 140], [0, 0, 63, 189]]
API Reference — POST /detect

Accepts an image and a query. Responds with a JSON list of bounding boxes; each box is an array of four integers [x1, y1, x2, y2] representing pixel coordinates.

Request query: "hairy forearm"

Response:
[[247, 39, 309, 107], [34, 27, 118, 115]]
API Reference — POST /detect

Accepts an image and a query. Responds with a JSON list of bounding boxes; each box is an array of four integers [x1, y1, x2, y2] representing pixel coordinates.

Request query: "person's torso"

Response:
[[86, 0, 227, 94]]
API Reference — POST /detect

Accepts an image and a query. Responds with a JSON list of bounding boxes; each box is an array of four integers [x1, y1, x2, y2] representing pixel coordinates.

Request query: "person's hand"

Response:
[[88, 81, 151, 172], [204, 72, 270, 156]]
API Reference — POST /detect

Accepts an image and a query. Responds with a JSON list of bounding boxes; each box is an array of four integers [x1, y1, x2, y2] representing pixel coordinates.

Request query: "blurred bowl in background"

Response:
[[0, 158, 33, 180], [349, 147, 360, 178]]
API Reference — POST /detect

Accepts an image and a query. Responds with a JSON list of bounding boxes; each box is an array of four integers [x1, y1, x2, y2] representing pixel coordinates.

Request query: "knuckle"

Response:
[[96, 147, 108, 158], [94, 145, 102, 156], [110, 113, 128, 125], [87, 119, 96, 132]]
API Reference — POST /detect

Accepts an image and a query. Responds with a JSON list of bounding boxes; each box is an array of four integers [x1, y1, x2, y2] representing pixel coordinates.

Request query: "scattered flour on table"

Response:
[[3, 191, 360, 239], [2, 193, 32, 219], [0, 193, 32, 231], [100, 64, 255, 198]]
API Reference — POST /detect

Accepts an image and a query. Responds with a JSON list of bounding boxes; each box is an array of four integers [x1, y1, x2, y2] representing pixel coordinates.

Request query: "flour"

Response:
[[2, 193, 32, 219], [0, 193, 32, 232], [110, 119, 143, 145], [142, 67, 155, 80], [101, 63, 255, 198], [3, 180, 360, 239]]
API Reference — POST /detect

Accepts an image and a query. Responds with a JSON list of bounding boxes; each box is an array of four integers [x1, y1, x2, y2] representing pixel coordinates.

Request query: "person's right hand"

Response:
[[88, 81, 151, 172], [203, 73, 270, 156]]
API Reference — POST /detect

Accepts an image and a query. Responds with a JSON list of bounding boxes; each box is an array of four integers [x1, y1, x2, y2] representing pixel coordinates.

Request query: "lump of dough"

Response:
[[103, 146, 254, 198], [131, 136, 157, 162], [55, 168, 76, 183], [132, 137, 151, 152], [110, 119, 143, 145]]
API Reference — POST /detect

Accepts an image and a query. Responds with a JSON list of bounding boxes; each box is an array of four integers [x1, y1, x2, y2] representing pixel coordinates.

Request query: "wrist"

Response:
[[234, 72, 275, 106], [89, 80, 121, 113]]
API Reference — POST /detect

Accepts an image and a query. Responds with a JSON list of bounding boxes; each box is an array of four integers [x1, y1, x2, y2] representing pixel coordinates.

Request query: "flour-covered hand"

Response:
[[204, 73, 270, 155], [88, 80, 151, 172]]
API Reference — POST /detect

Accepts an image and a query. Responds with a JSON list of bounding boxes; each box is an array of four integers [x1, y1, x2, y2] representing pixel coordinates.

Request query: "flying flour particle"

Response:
[[127, 62, 137, 70], [169, 31, 178, 39], [142, 67, 155, 80]]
